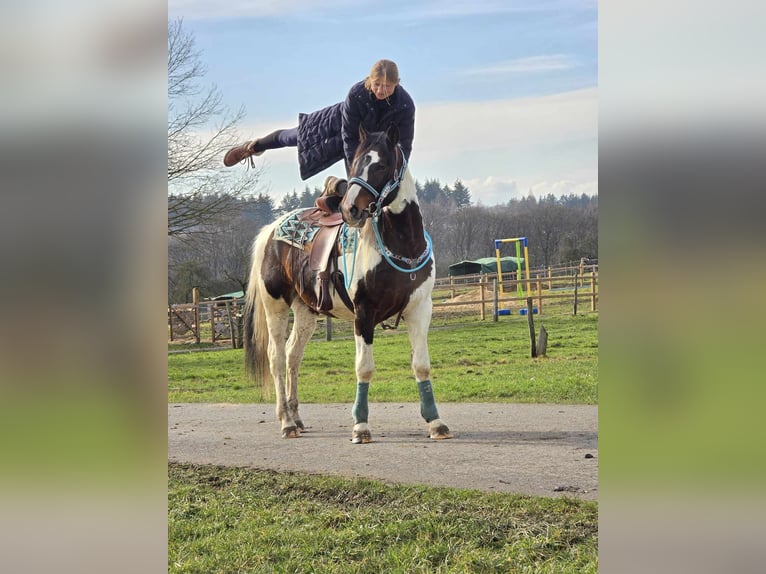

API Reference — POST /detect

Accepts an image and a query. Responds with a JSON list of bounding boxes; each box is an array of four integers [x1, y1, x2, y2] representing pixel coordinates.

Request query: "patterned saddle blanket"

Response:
[[274, 208, 342, 250]]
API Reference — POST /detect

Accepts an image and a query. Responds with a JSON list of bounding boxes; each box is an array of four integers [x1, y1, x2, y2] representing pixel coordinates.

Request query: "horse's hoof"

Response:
[[429, 424, 453, 440], [351, 430, 372, 444], [281, 426, 300, 439], [295, 420, 306, 431]]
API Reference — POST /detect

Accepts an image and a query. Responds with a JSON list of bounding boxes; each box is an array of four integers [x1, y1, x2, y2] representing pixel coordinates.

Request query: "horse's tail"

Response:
[[243, 231, 272, 397]]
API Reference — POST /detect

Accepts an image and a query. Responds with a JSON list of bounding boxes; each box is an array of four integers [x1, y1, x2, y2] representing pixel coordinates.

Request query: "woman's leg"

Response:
[[223, 127, 298, 166], [252, 127, 298, 152]]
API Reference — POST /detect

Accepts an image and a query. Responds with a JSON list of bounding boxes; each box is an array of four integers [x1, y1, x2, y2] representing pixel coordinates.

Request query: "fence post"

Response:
[[492, 279, 498, 322], [480, 277, 486, 321], [168, 308, 174, 341], [236, 300, 244, 347], [526, 297, 537, 358], [209, 302, 216, 343], [449, 275, 455, 298], [547, 266, 552, 290], [226, 301, 237, 349], [192, 287, 200, 344], [573, 271, 579, 316], [536, 279, 543, 316], [591, 271, 597, 311], [326, 317, 332, 341]]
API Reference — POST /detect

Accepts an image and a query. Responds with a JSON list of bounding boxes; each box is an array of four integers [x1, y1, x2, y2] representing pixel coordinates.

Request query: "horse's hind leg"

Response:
[[262, 297, 300, 438], [405, 301, 453, 440], [285, 302, 317, 431]]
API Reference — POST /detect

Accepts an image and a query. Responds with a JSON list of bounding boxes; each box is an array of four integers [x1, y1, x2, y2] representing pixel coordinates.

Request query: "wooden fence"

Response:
[[168, 264, 598, 345], [169, 287, 244, 347], [432, 269, 598, 320]]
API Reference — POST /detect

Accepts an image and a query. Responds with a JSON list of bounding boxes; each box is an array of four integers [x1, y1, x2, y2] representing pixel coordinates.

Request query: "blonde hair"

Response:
[[363, 59, 400, 90]]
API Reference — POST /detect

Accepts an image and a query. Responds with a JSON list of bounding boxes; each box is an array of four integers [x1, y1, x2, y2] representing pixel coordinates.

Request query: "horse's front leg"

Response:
[[406, 299, 453, 440], [351, 312, 375, 444]]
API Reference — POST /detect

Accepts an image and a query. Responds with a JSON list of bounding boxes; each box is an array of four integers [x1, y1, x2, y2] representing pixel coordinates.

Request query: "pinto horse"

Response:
[[243, 125, 452, 443]]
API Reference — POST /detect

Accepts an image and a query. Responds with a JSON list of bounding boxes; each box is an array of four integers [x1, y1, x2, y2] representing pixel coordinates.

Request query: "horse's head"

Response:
[[341, 125, 403, 228]]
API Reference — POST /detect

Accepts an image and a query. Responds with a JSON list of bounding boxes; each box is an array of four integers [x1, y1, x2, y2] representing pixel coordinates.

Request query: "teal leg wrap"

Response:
[[352, 382, 369, 424], [417, 380, 440, 423]]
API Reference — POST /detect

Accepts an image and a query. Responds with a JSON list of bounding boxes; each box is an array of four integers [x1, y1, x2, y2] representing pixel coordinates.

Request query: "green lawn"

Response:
[[168, 313, 597, 404], [169, 463, 598, 573]]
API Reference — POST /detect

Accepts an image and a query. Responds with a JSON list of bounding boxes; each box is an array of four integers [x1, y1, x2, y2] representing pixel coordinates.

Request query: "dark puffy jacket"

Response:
[[296, 80, 415, 181], [341, 81, 415, 168]]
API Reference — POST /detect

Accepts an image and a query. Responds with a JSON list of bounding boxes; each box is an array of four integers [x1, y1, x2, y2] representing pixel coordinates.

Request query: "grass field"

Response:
[[169, 463, 598, 573], [168, 313, 597, 404]]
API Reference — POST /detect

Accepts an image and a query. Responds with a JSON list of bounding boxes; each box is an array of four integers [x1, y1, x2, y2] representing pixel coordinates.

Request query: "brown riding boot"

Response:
[[316, 176, 349, 214], [223, 140, 263, 167]]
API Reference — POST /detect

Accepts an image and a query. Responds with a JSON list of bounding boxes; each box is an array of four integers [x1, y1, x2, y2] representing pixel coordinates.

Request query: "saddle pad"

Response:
[[273, 208, 320, 249]]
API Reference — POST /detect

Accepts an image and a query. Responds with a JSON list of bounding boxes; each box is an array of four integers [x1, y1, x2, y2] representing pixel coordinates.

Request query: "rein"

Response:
[[344, 144, 433, 278]]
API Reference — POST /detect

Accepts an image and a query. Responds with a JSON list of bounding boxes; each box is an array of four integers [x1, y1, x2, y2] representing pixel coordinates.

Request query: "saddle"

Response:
[[297, 176, 352, 313]]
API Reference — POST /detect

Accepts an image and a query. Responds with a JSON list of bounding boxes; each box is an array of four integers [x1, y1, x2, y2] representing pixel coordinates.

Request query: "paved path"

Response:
[[169, 403, 598, 500]]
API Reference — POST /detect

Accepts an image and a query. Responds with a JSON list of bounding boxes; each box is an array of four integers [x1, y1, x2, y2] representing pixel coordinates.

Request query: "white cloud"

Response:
[[411, 88, 597, 205], [462, 55, 580, 76], [168, 0, 357, 21], [360, 0, 558, 22], [414, 87, 597, 162], [462, 176, 597, 207], [463, 176, 519, 206], [528, 179, 598, 198]]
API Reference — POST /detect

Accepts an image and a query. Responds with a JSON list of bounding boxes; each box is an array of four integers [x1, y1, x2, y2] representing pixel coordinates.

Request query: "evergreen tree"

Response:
[[249, 193, 275, 227], [299, 185, 321, 208], [278, 189, 301, 213], [418, 178, 450, 206], [450, 179, 472, 208]]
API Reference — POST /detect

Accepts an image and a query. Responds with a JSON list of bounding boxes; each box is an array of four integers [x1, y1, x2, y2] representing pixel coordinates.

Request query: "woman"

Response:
[[223, 60, 415, 180]]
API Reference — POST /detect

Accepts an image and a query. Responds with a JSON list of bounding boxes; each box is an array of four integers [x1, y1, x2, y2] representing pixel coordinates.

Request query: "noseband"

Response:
[[347, 144, 407, 217]]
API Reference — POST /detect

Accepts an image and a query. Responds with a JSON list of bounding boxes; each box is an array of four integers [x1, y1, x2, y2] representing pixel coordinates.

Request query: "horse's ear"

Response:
[[386, 124, 399, 146], [359, 125, 367, 142]]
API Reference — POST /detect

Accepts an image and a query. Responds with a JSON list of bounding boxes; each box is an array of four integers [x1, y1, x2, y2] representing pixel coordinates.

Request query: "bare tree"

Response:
[[419, 201, 454, 276], [167, 18, 263, 238], [447, 205, 483, 261], [523, 195, 570, 268]]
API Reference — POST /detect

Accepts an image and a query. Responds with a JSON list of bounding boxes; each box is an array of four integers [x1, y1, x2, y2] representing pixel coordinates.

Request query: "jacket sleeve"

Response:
[[341, 89, 362, 173], [397, 101, 415, 162], [399, 109, 415, 161]]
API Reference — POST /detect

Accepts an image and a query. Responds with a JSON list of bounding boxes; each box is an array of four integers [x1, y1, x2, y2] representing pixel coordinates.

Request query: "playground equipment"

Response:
[[494, 237, 537, 316], [494, 237, 532, 297]]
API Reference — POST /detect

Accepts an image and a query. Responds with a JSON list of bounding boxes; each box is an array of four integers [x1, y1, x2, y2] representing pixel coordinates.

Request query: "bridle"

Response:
[[347, 143, 407, 217], [342, 143, 432, 277]]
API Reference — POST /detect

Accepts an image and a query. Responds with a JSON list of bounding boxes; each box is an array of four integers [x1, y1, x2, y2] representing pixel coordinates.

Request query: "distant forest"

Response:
[[168, 179, 597, 304]]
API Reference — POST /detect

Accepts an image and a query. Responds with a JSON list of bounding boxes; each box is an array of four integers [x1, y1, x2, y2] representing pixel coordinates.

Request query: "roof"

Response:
[[448, 257, 524, 276], [207, 290, 245, 301]]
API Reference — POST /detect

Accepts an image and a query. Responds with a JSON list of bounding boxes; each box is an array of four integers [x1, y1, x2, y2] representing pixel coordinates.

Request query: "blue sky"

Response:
[[169, 0, 597, 205]]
